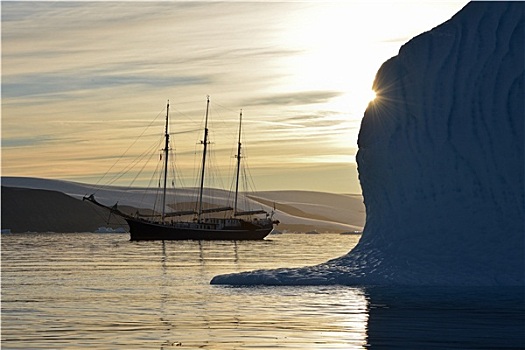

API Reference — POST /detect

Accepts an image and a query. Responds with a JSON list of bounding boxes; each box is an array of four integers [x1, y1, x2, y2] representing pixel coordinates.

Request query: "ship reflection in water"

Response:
[[2, 233, 523, 349]]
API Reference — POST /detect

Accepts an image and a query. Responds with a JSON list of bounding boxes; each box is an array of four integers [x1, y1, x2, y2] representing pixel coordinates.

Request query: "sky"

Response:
[[1, 0, 470, 194]]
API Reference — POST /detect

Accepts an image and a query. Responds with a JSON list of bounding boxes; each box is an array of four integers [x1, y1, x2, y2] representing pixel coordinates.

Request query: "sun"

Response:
[[278, 3, 383, 114], [366, 89, 377, 103]]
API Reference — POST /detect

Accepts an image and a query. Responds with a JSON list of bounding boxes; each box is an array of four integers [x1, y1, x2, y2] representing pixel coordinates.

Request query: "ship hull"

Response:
[[126, 218, 273, 241]]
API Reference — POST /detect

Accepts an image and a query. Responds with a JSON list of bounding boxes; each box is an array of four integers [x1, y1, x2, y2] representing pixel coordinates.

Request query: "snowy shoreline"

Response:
[[1, 176, 365, 234]]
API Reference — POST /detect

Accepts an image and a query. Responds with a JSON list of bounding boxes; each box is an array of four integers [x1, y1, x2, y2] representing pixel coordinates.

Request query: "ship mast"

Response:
[[197, 96, 210, 222], [161, 100, 170, 222], [234, 110, 243, 215]]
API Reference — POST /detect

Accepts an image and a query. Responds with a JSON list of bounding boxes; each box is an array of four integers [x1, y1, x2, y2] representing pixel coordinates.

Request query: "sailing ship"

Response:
[[84, 97, 278, 241]]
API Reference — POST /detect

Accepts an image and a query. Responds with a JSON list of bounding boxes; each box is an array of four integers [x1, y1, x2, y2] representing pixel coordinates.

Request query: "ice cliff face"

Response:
[[212, 2, 524, 286], [355, 1, 524, 286]]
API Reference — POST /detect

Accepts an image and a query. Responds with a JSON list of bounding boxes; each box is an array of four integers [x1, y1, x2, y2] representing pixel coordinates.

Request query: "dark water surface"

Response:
[[2, 233, 523, 349]]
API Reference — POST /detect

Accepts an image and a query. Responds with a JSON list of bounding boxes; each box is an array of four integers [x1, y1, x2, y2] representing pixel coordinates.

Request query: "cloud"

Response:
[[1, 135, 57, 148], [2, 72, 210, 99], [244, 91, 343, 107]]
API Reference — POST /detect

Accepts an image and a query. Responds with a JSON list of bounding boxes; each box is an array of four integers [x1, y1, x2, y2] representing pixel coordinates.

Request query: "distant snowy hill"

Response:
[[212, 2, 524, 286], [1, 177, 364, 233]]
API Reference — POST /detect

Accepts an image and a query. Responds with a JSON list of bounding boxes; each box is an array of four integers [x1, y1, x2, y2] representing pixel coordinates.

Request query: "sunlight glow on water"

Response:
[[2, 233, 367, 349]]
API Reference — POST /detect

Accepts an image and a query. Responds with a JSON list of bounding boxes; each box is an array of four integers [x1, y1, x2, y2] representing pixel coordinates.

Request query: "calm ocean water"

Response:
[[2, 233, 523, 349]]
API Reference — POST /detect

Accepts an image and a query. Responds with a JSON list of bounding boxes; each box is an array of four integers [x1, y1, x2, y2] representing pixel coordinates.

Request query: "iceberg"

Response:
[[211, 2, 524, 286]]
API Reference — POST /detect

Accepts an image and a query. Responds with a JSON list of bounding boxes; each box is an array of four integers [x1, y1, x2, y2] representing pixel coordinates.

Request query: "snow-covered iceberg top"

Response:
[[212, 2, 524, 286]]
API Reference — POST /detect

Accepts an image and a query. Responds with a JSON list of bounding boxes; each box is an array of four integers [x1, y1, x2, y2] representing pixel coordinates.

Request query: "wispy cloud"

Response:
[[1, 135, 58, 148], [244, 91, 342, 107], [2, 73, 209, 99]]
